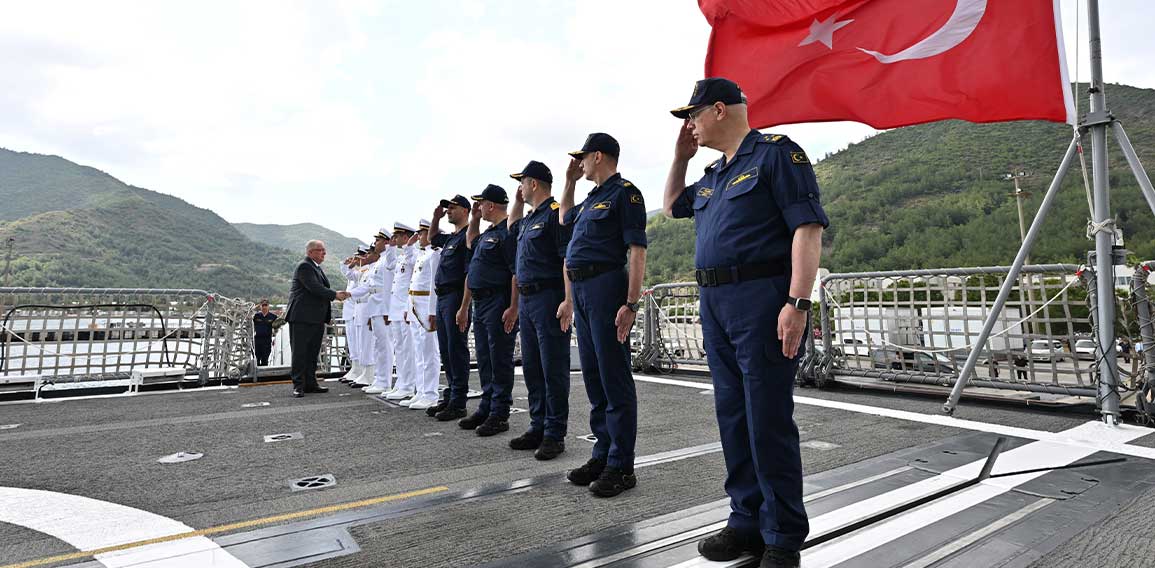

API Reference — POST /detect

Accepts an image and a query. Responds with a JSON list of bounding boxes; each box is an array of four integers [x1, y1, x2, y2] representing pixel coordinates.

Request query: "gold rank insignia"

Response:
[[697, 187, 714, 197], [592, 201, 612, 210], [770, 134, 783, 142], [791, 151, 809, 164], [550, 202, 560, 210], [729, 169, 757, 186], [629, 193, 643, 204], [623, 181, 634, 188]]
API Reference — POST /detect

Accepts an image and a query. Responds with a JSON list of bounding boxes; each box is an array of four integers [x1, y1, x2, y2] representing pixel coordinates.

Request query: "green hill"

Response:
[[0, 149, 345, 299], [644, 83, 1155, 285], [234, 222, 367, 258]]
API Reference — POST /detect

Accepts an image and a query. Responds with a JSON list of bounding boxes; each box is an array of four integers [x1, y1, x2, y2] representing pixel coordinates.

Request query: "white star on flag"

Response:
[[798, 15, 854, 49]]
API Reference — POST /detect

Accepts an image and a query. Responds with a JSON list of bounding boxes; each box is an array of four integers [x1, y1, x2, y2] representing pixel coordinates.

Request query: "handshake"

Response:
[[336, 291, 352, 301]]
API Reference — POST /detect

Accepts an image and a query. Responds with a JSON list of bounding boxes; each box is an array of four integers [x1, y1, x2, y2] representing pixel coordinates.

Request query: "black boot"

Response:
[[589, 467, 636, 498], [697, 527, 765, 561], [567, 458, 606, 486], [509, 430, 543, 450]]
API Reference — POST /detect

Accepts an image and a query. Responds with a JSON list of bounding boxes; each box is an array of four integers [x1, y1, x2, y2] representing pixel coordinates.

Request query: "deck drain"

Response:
[[0, 424, 21, 430], [509, 407, 527, 414], [158, 452, 203, 464], [801, 441, 840, 451], [291, 474, 336, 492], [242, 402, 271, 408], [264, 432, 304, 443], [576, 434, 598, 443]]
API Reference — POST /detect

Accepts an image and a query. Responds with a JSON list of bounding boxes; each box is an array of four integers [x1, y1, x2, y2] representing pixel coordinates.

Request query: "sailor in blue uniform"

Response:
[[507, 161, 571, 460], [457, 184, 519, 437], [428, 194, 473, 420], [559, 133, 648, 498], [664, 78, 828, 568]]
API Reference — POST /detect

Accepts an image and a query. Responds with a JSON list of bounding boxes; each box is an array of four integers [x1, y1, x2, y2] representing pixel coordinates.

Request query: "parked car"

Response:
[[1074, 339, 1098, 360], [839, 337, 871, 357], [870, 346, 956, 374], [1028, 339, 1064, 362]]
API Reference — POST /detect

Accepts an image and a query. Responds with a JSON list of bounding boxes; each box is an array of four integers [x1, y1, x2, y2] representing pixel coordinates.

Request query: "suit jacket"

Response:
[[286, 258, 337, 324]]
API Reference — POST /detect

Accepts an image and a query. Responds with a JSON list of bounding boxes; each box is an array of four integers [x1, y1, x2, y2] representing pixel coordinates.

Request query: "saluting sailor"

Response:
[[559, 132, 648, 498], [384, 222, 419, 403], [349, 248, 377, 388], [427, 195, 474, 420], [664, 78, 828, 568], [352, 228, 397, 394], [406, 220, 442, 410]]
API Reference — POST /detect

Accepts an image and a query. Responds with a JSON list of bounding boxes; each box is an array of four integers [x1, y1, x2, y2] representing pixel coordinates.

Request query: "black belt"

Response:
[[435, 282, 464, 296], [518, 279, 564, 295], [694, 261, 787, 287], [565, 263, 621, 282], [470, 286, 509, 300]]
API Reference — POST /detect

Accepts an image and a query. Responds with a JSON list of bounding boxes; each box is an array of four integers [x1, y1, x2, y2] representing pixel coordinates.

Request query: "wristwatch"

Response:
[[786, 296, 812, 311], [626, 301, 640, 313]]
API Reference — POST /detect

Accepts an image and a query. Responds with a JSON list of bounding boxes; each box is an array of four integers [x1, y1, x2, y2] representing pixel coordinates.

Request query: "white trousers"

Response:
[[358, 317, 375, 362], [390, 317, 417, 392], [409, 297, 440, 399], [346, 317, 361, 363], [369, 316, 394, 389]]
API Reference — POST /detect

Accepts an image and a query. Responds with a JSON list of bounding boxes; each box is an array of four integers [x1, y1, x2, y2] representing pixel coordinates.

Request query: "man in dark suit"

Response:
[[286, 240, 350, 397]]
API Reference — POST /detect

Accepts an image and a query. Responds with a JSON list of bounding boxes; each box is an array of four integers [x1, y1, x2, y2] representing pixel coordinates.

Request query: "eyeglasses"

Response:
[[688, 104, 717, 120]]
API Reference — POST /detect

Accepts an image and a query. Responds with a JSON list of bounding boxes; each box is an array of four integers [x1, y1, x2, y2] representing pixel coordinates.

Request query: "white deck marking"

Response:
[[0, 487, 247, 567], [633, 374, 1155, 460], [899, 497, 1053, 568]]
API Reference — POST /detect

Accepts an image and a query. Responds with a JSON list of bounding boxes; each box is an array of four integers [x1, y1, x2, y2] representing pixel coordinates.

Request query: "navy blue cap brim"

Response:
[[670, 104, 697, 119]]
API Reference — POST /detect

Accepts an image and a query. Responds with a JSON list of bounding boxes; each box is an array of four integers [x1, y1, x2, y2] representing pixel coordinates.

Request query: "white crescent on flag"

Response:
[[859, 0, 988, 63]]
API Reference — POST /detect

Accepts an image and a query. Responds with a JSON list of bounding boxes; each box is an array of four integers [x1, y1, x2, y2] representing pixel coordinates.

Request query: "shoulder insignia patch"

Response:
[[629, 193, 643, 205], [790, 151, 810, 164], [622, 181, 634, 188], [697, 187, 714, 198], [761, 134, 786, 144], [550, 202, 560, 210], [592, 201, 612, 210]]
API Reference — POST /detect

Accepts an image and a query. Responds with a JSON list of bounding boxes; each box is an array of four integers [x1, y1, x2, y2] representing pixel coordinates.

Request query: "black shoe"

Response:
[[425, 400, 448, 417], [304, 386, 329, 394], [291, 389, 305, 398], [589, 467, 636, 498], [759, 546, 800, 568], [509, 430, 544, 450], [435, 407, 468, 422], [458, 412, 487, 430], [567, 458, 607, 486], [476, 416, 510, 437], [697, 527, 765, 562], [534, 438, 566, 461]]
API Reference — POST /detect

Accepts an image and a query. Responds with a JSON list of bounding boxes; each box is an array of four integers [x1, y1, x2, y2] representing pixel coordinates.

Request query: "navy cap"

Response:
[[568, 132, 620, 160], [471, 184, 509, 205], [510, 160, 553, 184], [671, 77, 747, 119], [439, 194, 471, 210]]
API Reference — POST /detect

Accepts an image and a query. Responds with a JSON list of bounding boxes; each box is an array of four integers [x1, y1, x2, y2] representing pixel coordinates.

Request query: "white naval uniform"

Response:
[[340, 264, 362, 367], [408, 245, 441, 403], [350, 248, 397, 390], [351, 264, 376, 384], [387, 244, 418, 396]]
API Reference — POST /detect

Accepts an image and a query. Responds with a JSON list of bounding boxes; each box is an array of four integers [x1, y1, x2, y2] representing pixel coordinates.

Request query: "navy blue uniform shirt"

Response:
[[510, 197, 571, 285], [564, 173, 647, 267], [431, 227, 470, 288], [467, 218, 517, 290], [253, 312, 277, 337], [670, 131, 829, 269]]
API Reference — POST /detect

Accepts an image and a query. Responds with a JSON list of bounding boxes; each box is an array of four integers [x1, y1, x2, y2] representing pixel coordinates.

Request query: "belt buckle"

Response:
[[697, 268, 717, 287]]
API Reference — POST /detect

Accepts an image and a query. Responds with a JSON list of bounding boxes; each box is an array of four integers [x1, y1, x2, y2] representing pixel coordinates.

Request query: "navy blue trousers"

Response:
[[572, 268, 636, 471], [518, 286, 571, 440], [436, 290, 471, 408], [700, 276, 808, 551], [473, 290, 516, 419]]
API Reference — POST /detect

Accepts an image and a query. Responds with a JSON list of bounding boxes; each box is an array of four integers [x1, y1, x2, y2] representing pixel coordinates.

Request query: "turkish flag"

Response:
[[699, 0, 1076, 129]]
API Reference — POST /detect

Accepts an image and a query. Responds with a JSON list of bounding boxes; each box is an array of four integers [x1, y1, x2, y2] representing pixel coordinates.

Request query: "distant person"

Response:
[[253, 299, 278, 366], [1013, 353, 1029, 381], [286, 240, 350, 397], [1120, 337, 1132, 364]]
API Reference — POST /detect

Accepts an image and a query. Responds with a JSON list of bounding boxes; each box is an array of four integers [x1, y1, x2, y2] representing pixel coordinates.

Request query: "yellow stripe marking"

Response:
[[0, 486, 448, 568]]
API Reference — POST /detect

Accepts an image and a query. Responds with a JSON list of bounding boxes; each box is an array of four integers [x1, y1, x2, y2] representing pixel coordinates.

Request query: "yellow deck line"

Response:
[[1, 485, 448, 568]]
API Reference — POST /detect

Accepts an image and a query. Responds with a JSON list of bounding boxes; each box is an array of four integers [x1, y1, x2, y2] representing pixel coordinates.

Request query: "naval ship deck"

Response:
[[2, 370, 1154, 568]]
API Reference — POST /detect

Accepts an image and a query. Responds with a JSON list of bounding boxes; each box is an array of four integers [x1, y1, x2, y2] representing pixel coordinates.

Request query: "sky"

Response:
[[2, 0, 1154, 247]]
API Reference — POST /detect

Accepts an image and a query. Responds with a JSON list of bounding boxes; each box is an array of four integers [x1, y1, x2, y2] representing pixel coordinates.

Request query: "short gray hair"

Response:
[[305, 240, 325, 252]]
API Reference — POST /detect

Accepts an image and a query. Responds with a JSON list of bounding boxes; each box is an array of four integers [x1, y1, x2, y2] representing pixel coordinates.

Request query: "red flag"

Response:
[[699, 0, 1075, 129]]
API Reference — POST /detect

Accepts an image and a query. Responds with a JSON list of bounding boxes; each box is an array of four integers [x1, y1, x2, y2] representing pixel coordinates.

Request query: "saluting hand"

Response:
[[614, 305, 636, 344], [502, 306, 518, 334], [674, 120, 699, 162], [471, 200, 482, 218], [433, 205, 445, 220], [565, 158, 582, 183], [556, 300, 574, 333], [778, 305, 807, 359]]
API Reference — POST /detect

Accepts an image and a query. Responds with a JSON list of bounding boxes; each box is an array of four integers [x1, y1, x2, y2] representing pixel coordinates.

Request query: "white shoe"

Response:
[[384, 388, 415, 401], [399, 396, 416, 407], [362, 385, 386, 394], [340, 362, 361, 381], [408, 395, 439, 410], [353, 365, 375, 386]]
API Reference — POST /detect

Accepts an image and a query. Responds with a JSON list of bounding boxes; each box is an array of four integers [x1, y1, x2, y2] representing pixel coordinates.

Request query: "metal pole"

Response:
[[1111, 122, 1155, 218], [1086, 0, 1120, 423], [2, 238, 14, 287], [943, 138, 1080, 415]]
